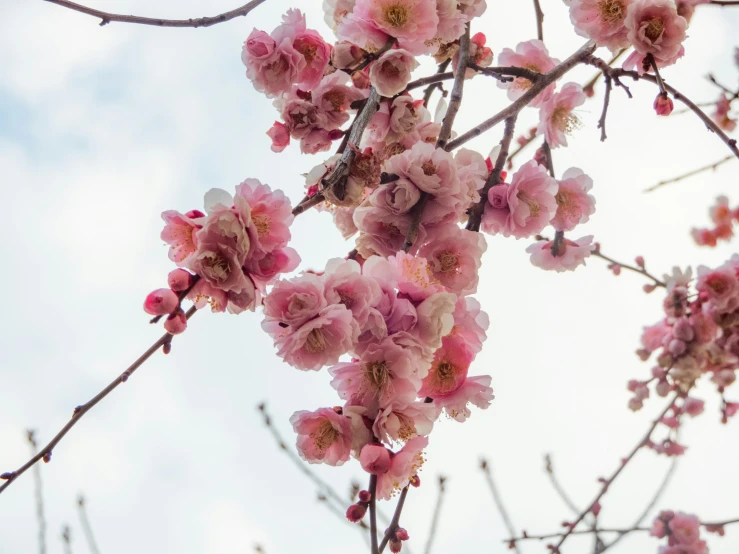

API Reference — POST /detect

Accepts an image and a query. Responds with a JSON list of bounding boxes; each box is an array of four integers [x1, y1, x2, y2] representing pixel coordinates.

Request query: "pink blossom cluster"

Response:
[[712, 94, 737, 133], [692, 196, 739, 248], [651, 511, 709, 554], [567, 0, 691, 70], [631, 260, 739, 442], [263, 254, 493, 500], [149, 180, 298, 321]]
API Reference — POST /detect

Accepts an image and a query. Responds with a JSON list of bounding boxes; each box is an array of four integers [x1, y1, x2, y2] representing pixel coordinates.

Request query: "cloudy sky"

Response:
[[1, 1, 738, 553]]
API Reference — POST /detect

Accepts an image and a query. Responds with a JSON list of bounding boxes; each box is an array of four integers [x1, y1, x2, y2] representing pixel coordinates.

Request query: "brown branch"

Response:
[[0, 306, 198, 495], [292, 192, 325, 216], [43, 0, 267, 28], [470, 65, 542, 83], [481, 460, 522, 554], [27, 431, 47, 554], [61, 526, 73, 554], [405, 72, 454, 93], [423, 476, 447, 554], [583, 49, 627, 94], [445, 41, 596, 152], [370, 474, 380, 554], [645, 155, 734, 192], [591, 247, 666, 287], [551, 394, 681, 552], [708, 1, 739, 6], [466, 116, 518, 232], [402, 25, 472, 253], [533, 0, 545, 41], [378, 487, 410, 553], [421, 60, 452, 107], [77, 496, 101, 554]]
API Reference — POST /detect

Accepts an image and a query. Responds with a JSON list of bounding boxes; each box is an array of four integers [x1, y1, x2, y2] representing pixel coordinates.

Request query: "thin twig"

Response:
[[533, 0, 545, 41], [466, 116, 518, 232], [77, 496, 101, 554], [592, 248, 666, 287], [583, 49, 627, 93], [406, 72, 453, 93], [61, 526, 73, 554], [423, 477, 447, 554], [421, 60, 451, 107], [446, 41, 596, 152], [42, 0, 267, 28], [379, 487, 410, 553], [481, 460, 522, 554], [27, 431, 47, 554], [0, 307, 198, 495], [645, 155, 734, 192], [370, 475, 380, 554], [551, 394, 682, 552]]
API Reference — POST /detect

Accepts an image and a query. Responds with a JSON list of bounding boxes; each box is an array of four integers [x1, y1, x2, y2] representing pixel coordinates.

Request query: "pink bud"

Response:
[[653, 93, 674, 116], [591, 502, 601, 517], [359, 444, 392, 475], [409, 475, 421, 487], [656, 379, 672, 397], [628, 397, 643, 411], [164, 308, 188, 335], [267, 122, 290, 153], [672, 318, 695, 342], [144, 288, 179, 316], [346, 503, 368, 522], [668, 339, 687, 357], [389, 539, 402, 553], [167, 269, 193, 292], [643, 283, 657, 294], [395, 528, 409, 541], [583, 85, 595, 98], [185, 209, 205, 219], [635, 256, 645, 268], [358, 490, 371, 503], [682, 397, 705, 417]]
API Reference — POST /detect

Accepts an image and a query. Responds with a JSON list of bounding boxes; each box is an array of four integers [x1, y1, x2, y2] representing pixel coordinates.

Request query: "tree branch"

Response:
[[42, 0, 268, 28], [370, 474, 380, 554], [645, 155, 734, 192], [423, 476, 447, 554], [481, 459, 522, 554], [27, 431, 47, 554], [0, 306, 198, 495], [77, 496, 101, 554], [378, 487, 409, 553], [533, 0, 545, 41]]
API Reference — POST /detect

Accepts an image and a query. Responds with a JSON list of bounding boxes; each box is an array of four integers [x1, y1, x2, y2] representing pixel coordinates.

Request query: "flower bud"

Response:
[[167, 269, 193, 292], [395, 528, 409, 541], [360, 444, 392, 475], [668, 338, 687, 357], [358, 490, 371, 503], [389, 539, 402, 553], [653, 93, 674, 116], [672, 318, 695, 342], [144, 288, 179, 316], [164, 308, 188, 335], [346, 503, 368, 523]]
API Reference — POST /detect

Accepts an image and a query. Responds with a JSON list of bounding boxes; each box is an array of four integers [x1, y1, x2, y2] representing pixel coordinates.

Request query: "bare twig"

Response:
[[645, 155, 734, 192], [446, 41, 596, 152], [27, 431, 47, 554], [533, 0, 545, 41], [551, 394, 681, 552], [583, 49, 627, 94], [379, 487, 410, 553], [421, 60, 452, 107], [406, 72, 453, 93], [481, 460, 521, 554], [591, 247, 666, 287], [77, 496, 101, 554], [0, 307, 198, 495], [43, 0, 267, 28], [370, 474, 380, 554], [470, 65, 542, 83], [466, 116, 518, 232], [61, 526, 73, 554], [424, 476, 447, 554]]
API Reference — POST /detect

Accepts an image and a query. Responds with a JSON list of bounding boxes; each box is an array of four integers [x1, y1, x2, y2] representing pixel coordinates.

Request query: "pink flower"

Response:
[[323, 0, 357, 30], [331, 41, 366, 69], [551, 168, 596, 232], [164, 308, 188, 335], [290, 408, 353, 465], [337, 12, 392, 53], [242, 30, 305, 98], [419, 336, 472, 398], [641, 321, 670, 353], [263, 273, 327, 328], [482, 160, 559, 238], [696, 263, 739, 314], [189, 231, 253, 300], [384, 142, 460, 197], [370, 178, 422, 215], [275, 305, 359, 371], [323, 258, 382, 326], [370, 49, 419, 97], [234, 178, 293, 257], [413, 292, 457, 352], [246, 246, 301, 291], [668, 513, 701, 545], [168, 269, 193, 292], [654, 93, 674, 116], [497, 40, 560, 107], [312, 72, 366, 130], [448, 296, 489, 355], [624, 0, 688, 68], [418, 225, 487, 296], [359, 443, 392, 474], [537, 82, 586, 148], [526, 235, 594, 272], [373, 402, 435, 444], [376, 436, 427, 500], [353, 0, 439, 44], [353, 206, 427, 258], [144, 289, 178, 316], [389, 251, 445, 301], [161, 210, 203, 265], [292, 29, 331, 90], [435, 0, 469, 45], [267, 121, 291, 152], [568, 0, 634, 52], [431, 374, 494, 422], [713, 95, 737, 132], [329, 338, 420, 413]]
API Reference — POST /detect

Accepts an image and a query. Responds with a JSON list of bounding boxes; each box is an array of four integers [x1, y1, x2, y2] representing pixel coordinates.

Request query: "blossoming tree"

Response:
[[2, 0, 739, 552]]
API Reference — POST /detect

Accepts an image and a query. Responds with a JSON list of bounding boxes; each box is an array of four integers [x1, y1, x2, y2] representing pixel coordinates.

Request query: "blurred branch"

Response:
[[77, 496, 101, 554], [423, 476, 447, 554], [645, 155, 734, 192], [27, 430, 47, 554], [42, 0, 268, 28], [0, 307, 198, 495], [480, 459, 521, 554], [61, 526, 73, 554]]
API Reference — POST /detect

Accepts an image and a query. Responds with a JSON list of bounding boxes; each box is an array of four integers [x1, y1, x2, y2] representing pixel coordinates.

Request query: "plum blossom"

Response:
[[713, 95, 737, 132], [323, 258, 382, 326], [482, 160, 559, 238], [290, 408, 353, 465], [568, 0, 634, 51], [623, 0, 687, 70], [263, 273, 327, 327], [370, 49, 419, 97], [161, 210, 204, 265], [352, 0, 439, 45], [373, 402, 435, 444], [537, 82, 587, 148], [527, 235, 594, 272], [384, 142, 460, 197], [418, 225, 487, 296], [551, 168, 596, 232], [497, 40, 560, 107], [235, 178, 294, 257], [375, 436, 427, 500], [241, 29, 305, 98]]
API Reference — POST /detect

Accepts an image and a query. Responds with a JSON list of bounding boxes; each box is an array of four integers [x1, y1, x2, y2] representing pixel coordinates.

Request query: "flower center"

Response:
[[364, 360, 390, 390], [433, 360, 459, 394], [597, 0, 625, 25], [294, 37, 318, 64], [204, 252, 231, 282], [437, 251, 459, 274], [337, 289, 355, 309], [252, 212, 271, 237], [551, 106, 582, 135], [644, 18, 665, 42], [421, 161, 437, 176], [305, 328, 327, 353], [517, 192, 541, 218], [323, 89, 347, 111], [383, 3, 410, 28], [396, 413, 415, 441], [311, 420, 339, 451]]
